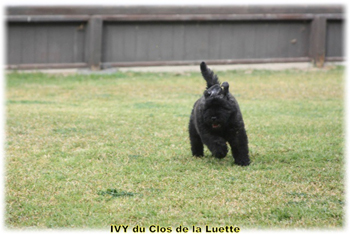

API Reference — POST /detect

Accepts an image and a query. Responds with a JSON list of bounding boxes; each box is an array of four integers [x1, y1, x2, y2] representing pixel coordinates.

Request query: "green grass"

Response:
[[5, 67, 344, 229]]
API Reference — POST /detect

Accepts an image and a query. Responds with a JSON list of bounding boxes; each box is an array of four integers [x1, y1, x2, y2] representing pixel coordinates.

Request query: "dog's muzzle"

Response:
[[211, 117, 221, 129]]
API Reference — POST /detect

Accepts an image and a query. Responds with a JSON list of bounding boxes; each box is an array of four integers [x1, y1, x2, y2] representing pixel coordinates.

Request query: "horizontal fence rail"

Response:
[[6, 5, 345, 70]]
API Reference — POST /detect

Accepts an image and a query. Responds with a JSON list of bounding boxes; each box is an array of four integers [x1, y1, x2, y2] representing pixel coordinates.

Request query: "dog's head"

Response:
[[200, 62, 234, 130], [202, 88, 233, 130]]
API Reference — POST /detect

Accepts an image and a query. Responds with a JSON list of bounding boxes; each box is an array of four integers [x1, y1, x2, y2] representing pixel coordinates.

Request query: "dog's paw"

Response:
[[212, 143, 228, 159], [234, 158, 250, 166], [213, 153, 227, 159], [191, 147, 204, 157], [209, 140, 228, 159]]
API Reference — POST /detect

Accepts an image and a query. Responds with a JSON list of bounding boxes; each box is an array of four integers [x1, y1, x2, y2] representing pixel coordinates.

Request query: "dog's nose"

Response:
[[211, 117, 217, 121]]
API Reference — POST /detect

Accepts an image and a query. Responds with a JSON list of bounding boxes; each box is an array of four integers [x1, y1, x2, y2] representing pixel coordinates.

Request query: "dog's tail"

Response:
[[200, 61, 220, 88]]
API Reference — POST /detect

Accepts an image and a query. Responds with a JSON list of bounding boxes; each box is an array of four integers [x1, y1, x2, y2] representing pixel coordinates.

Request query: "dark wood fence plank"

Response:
[[35, 25, 48, 63], [310, 16, 327, 67], [86, 16, 102, 70], [326, 20, 344, 58]]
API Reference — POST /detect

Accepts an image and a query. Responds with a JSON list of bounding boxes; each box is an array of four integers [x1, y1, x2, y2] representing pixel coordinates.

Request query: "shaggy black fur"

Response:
[[188, 62, 250, 166]]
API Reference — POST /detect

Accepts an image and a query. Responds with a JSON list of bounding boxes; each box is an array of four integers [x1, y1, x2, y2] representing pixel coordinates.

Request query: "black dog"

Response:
[[188, 62, 250, 166]]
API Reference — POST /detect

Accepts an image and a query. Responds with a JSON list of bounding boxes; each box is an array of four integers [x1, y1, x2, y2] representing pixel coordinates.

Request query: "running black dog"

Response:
[[188, 62, 250, 166]]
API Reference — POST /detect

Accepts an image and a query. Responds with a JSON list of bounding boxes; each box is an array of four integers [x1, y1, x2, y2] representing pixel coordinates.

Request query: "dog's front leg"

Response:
[[189, 119, 204, 157], [201, 134, 228, 159], [228, 128, 250, 166]]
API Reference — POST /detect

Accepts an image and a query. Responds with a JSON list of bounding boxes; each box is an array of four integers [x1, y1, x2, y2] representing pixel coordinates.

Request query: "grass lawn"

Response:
[[5, 66, 344, 229]]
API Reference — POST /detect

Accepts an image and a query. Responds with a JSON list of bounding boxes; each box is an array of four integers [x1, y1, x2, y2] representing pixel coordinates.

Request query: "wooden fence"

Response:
[[6, 5, 344, 70]]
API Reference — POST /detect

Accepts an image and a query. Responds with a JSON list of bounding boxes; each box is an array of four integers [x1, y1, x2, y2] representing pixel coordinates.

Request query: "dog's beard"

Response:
[[202, 96, 234, 131]]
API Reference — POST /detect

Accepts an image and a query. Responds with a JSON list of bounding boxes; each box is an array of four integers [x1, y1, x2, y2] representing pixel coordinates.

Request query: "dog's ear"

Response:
[[221, 82, 229, 95], [203, 90, 210, 98], [200, 61, 220, 89]]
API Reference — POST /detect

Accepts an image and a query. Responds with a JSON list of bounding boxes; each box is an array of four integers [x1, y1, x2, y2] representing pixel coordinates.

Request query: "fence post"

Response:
[[309, 16, 327, 68], [86, 16, 103, 70]]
